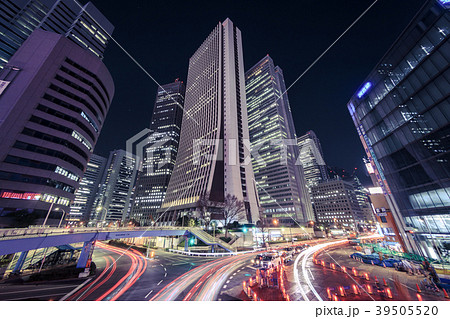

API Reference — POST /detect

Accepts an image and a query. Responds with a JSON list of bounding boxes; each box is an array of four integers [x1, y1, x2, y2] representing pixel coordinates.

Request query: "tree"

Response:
[[256, 210, 269, 247], [221, 194, 245, 238], [196, 192, 211, 229]]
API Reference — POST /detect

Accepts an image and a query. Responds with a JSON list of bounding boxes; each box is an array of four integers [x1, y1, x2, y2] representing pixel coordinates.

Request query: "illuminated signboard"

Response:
[[1, 191, 41, 200], [365, 162, 375, 174], [439, 0, 450, 6], [357, 82, 372, 98]]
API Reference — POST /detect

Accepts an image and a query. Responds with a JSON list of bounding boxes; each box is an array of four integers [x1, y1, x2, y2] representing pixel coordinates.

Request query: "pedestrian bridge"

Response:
[[0, 226, 235, 272]]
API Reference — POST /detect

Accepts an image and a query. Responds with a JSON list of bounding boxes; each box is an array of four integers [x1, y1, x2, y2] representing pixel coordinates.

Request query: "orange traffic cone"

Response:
[[383, 278, 388, 286], [416, 283, 421, 293], [443, 289, 449, 299]]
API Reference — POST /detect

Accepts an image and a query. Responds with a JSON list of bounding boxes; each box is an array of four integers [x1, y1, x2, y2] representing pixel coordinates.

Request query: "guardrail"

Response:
[[168, 248, 266, 258]]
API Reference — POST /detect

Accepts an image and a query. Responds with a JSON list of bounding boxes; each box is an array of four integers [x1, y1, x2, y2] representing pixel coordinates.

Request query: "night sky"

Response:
[[91, 0, 426, 185]]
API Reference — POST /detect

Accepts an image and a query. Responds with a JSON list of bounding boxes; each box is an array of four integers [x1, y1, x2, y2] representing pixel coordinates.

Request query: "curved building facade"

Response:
[[0, 29, 114, 223]]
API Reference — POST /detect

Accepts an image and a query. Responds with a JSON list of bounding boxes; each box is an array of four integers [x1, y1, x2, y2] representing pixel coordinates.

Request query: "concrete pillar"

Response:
[[184, 236, 189, 251], [12, 251, 28, 274], [211, 245, 215, 253], [77, 241, 95, 268]]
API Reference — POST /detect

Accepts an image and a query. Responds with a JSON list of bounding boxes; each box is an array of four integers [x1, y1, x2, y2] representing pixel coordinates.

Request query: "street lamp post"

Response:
[[42, 202, 54, 227], [96, 206, 107, 228], [56, 208, 66, 228]]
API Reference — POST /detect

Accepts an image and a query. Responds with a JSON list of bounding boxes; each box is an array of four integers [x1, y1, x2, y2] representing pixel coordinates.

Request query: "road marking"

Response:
[[223, 285, 227, 289], [164, 273, 167, 277], [229, 276, 233, 279], [237, 269, 241, 272], [145, 290, 153, 298], [157, 280, 163, 286], [308, 268, 315, 280], [247, 266, 257, 270], [4, 292, 67, 301], [388, 278, 415, 291], [233, 272, 236, 275], [0, 284, 80, 296], [164, 268, 167, 271], [218, 298, 222, 301], [60, 280, 93, 301], [160, 264, 164, 267], [226, 280, 230, 284]]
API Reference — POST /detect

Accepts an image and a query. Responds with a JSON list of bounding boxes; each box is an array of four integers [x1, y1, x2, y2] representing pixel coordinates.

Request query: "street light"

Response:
[[55, 208, 66, 228], [96, 206, 107, 228], [273, 219, 279, 226]]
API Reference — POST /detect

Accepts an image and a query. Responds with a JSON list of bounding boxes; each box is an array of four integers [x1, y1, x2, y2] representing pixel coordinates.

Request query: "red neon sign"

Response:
[[1, 191, 41, 200]]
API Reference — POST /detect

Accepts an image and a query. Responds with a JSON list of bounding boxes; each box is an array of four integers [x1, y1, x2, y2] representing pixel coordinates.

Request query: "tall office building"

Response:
[[89, 150, 137, 224], [0, 30, 114, 224], [245, 56, 313, 225], [0, 0, 113, 68], [297, 130, 329, 190], [68, 153, 106, 222], [311, 179, 366, 229], [159, 19, 260, 225], [130, 80, 185, 226], [347, 0, 450, 259]]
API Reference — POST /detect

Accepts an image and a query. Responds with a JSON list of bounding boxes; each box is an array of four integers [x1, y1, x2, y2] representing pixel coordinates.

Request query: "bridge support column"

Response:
[[184, 236, 189, 251], [211, 245, 215, 253], [77, 241, 95, 269], [12, 251, 28, 274]]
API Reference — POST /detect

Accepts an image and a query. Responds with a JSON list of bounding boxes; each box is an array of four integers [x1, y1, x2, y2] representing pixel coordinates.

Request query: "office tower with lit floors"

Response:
[[0, 0, 113, 68], [68, 153, 107, 223], [348, 0, 450, 260], [311, 179, 366, 230], [89, 150, 137, 225], [245, 56, 313, 225], [0, 29, 114, 226], [297, 130, 329, 190], [130, 80, 185, 226], [159, 19, 260, 225]]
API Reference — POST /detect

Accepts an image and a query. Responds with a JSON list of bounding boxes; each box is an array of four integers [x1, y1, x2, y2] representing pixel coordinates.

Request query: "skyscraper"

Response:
[[347, 0, 450, 259], [69, 153, 107, 222], [297, 130, 329, 190], [311, 179, 365, 229], [89, 149, 137, 225], [0, 0, 113, 68], [130, 80, 185, 226], [0, 29, 114, 225], [159, 19, 259, 225], [245, 56, 313, 225]]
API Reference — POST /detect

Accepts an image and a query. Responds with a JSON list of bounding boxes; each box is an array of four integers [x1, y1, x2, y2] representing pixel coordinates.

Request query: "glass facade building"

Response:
[[297, 130, 329, 190], [130, 80, 185, 226], [0, 0, 113, 68], [245, 56, 313, 225], [68, 153, 106, 222], [348, 0, 450, 261], [89, 149, 137, 225]]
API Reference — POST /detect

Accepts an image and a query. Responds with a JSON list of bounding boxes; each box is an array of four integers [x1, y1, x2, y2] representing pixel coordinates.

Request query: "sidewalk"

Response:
[[317, 247, 448, 301]]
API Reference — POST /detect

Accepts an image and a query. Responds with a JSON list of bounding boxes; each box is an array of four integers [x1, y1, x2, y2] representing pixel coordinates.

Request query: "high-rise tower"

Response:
[[245, 56, 313, 225], [159, 19, 259, 225], [0, 0, 113, 68], [69, 153, 107, 222], [130, 80, 185, 226], [297, 130, 329, 190], [89, 149, 137, 225]]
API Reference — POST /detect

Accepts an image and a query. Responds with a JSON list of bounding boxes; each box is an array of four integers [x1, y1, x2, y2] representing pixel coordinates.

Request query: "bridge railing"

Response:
[[0, 226, 191, 241], [168, 248, 266, 258]]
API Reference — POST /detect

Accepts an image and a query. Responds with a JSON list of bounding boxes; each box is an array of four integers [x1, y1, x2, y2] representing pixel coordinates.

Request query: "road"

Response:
[[150, 252, 259, 301]]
